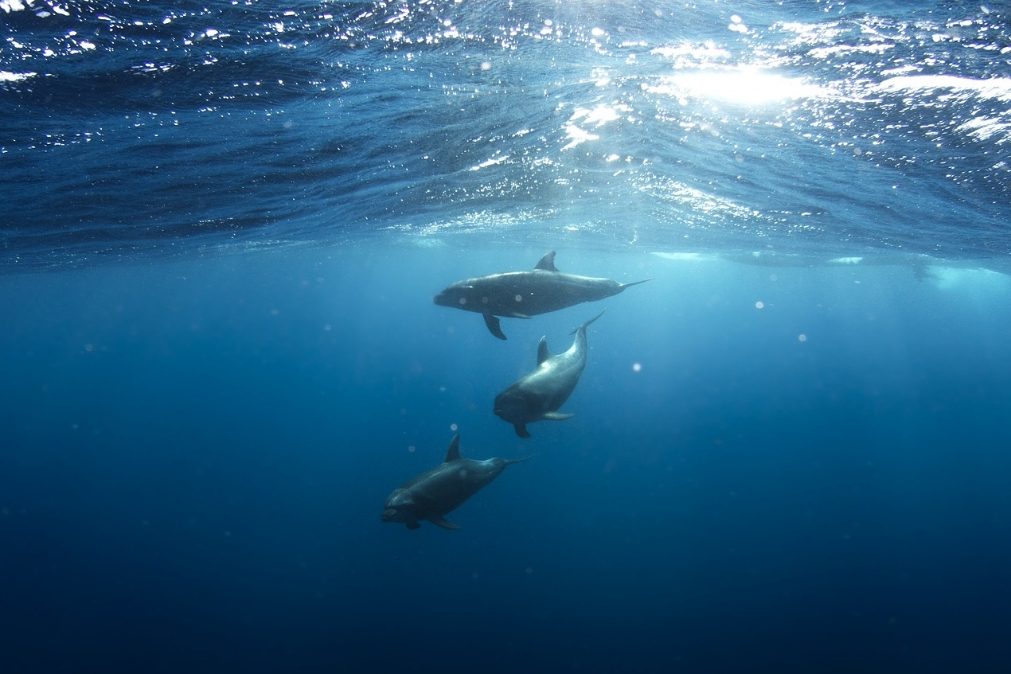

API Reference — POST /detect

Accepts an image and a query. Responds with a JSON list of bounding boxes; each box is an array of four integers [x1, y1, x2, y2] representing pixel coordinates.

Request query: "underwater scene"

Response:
[[2, 1, 1011, 673]]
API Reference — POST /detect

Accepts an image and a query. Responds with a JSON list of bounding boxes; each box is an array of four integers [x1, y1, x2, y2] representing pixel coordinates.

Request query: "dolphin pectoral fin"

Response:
[[514, 423, 531, 438], [542, 412, 574, 421], [429, 516, 459, 530], [534, 251, 558, 272], [482, 312, 507, 340], [406, 520, 420, 530]]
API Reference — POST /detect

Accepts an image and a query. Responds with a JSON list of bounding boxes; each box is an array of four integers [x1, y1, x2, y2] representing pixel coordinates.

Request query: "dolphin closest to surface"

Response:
[[494, 312, 603, 438], [433, 251, 648, 339], [381, 434, 525, 530]]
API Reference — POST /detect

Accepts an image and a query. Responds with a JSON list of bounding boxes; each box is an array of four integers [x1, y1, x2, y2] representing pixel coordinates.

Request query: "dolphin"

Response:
[[494, 312, 603, 438], [381, 434, 525, 530], [433, 251, 648, 339]]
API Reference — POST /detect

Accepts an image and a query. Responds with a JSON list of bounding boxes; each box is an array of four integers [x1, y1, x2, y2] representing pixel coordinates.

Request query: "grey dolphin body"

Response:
[[381, 434, 524, 530], [494, 312, 603, 438], [433, 251, 648, 339]]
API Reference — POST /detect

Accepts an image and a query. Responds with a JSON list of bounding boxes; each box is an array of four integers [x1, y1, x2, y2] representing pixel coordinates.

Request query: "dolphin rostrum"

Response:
[[381, 434, 525, 530], [493, 312, 603, 438], [433, 251, 648, 339]]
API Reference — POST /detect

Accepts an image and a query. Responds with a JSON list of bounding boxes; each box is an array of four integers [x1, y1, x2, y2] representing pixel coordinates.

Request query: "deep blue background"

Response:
[[2, 246, 1010, 673]]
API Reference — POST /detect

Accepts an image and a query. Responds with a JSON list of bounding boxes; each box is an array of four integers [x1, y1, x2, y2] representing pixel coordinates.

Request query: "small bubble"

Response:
[[270, 308, 280, 316], [323, 323, 332, 331], [798, 333, 808, 343], [514, 294, 522, 302], [458, 297, 467, 305], [480, 61, 491, 71], [755, 301, 764, 310], [407, 445, 416, 453], [450, 422, 458, 432], [632, 362, 642, 373]]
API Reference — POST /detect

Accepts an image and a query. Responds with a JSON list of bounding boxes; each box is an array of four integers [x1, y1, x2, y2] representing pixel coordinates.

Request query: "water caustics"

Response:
[[1, 1, 1009, 269]]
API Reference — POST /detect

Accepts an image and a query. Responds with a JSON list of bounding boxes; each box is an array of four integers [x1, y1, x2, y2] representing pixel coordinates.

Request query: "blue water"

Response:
[[3, 1, 1011, 672]]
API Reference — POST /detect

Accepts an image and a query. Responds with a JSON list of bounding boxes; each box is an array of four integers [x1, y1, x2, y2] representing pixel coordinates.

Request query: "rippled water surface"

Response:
[[3, 0, 1010, 267]]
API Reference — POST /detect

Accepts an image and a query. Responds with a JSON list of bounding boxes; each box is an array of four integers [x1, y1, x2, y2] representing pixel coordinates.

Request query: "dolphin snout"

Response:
[[433, 290, 456, 307]]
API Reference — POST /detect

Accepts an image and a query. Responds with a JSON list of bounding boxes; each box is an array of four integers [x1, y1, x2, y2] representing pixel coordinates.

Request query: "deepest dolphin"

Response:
[[381, 434, 525, 530], [494, 312, 603, 438], [434, 251, 648, 339]]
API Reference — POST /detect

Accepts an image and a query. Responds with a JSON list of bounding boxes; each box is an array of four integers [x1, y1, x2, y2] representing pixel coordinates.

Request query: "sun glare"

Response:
[[647, 66, 829, 107]]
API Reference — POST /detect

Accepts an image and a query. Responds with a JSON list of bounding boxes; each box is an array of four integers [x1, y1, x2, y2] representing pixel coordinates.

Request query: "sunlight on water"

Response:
[[927, 265, 1011, 291], [874, 75, 1011, 103], [646, 67, 831, 107], [650, 251, 718, 263], [1, 0, 1009, 266], [562, 104, 629, 150]]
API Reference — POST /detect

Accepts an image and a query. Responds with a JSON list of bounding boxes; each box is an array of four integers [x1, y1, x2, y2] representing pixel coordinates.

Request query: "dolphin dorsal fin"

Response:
[[534, 251, 558, 272], [536, 336, 551, 365], [444, 434, 461, 462]]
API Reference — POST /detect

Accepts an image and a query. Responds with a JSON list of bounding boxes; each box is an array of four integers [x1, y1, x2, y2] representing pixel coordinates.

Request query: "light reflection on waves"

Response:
[[0, 1, 1009, 268]]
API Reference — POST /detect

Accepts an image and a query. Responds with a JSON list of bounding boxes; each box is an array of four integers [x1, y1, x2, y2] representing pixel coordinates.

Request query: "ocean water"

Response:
[[2, 1, 1011, 672]]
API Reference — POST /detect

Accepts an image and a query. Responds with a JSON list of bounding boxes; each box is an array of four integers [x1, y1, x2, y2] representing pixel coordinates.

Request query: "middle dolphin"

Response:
[[434, 251, 648, 340], [494, 312, 603, 438]]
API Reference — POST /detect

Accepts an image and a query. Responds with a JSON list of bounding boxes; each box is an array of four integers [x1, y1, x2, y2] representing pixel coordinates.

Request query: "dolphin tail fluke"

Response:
[[429, 516, 459, 530], [571, 310, 605, 335], [514, 423, 531, 438], [620, 278, 652, 290], [483, 312, 507, 340]]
